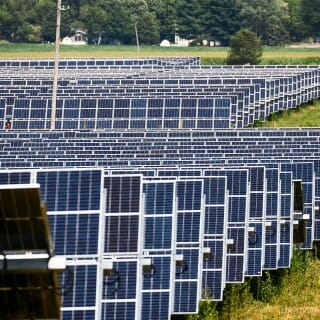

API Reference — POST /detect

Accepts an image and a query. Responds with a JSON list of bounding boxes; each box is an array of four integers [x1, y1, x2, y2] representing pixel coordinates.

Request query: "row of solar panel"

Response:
[[0, 128, 318, 318], [1, 62, 318, 75], [0, 78, 319, 130], [0, 129, 318, 249], [0, 165, 302, 320], [0, 63, 319, 129], [0, 57, 200, 69], [1, 97, 232, 130]]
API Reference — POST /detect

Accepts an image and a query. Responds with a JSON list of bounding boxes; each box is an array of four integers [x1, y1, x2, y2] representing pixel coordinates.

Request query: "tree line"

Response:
[[0, 0, 319, 46]]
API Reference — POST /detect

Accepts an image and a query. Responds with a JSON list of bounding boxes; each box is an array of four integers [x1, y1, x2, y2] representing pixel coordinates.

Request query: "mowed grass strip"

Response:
[[259, 100, 320, 128], [1, 43, 320, 60]]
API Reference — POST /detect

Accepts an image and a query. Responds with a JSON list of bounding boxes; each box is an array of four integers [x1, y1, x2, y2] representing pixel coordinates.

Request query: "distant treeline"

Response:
[[0, 0, 319, 46]]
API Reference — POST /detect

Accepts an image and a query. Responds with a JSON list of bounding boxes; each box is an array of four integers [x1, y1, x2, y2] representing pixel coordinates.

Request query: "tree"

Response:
[[122, 0, 158, 45], [104, 0, 135, 44], [286, 0, 309, 41], [239, 0, 289, 45], [0, 0, 38, 42], [79, 2, 108, 45], [137, 11, 160, 44], [226, 28, 262, 65], [299, 0, 320, 40], [201, 0, 242, 46], [175, 0, 205, 39], [35, 0, 73, 43], [146, 0, 177, 42]]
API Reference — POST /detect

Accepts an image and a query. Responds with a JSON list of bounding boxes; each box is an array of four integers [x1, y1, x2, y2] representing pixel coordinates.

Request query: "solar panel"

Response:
[[36, 168, 103, 320], [173, 179, 203, 314], [142, 180, 175, 320], [0, 183, 63, 319], [264, 168, 280, 270], [1, 59, 320, 319], [204, 169, 249, 283], [279, 171, 293, 268], [201, 176, 228, 301]]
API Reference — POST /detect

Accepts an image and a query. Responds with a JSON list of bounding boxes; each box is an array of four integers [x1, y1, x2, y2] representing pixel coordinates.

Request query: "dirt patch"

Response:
[[288, 43, 320, 48]]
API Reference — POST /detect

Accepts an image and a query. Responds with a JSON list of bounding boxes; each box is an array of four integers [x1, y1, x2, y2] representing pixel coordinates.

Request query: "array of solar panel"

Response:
[[1, 58, 320, 319], [0, 57, 200, 68], [1, 128, 320, 318], [0, 61, 319, 130]]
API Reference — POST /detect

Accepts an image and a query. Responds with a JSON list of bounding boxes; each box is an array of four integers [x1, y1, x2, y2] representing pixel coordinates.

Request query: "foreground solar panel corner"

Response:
[[0, 183, 64, 319]]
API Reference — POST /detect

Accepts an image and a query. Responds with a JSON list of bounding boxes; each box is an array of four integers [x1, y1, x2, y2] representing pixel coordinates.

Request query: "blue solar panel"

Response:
[[173, 180, 203, 314], [264, 168, 280, 270], [37, 169, 102, 211], [247, 222, 263, 276], [204, 169, 248, 283], [102, 260, 137, 303], [141, 255, 171, 318], [105, 175, 141, 213], [279, 171, 293, 268], [0, 171, 31, 184], [61, 265, 97, 308], [201, 176, 228, 301], [48, 213, 99, 255], [62, 310, 96, 320], [1, 59, 320, 319], [142, 180, 175, 319]]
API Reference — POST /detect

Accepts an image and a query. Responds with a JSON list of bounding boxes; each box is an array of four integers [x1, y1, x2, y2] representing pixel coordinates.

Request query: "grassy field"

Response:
[[257, 100, 320, 128], [1, 43, 320, 63], [0, 43, 226, 58], [217, 252, 320, 320]]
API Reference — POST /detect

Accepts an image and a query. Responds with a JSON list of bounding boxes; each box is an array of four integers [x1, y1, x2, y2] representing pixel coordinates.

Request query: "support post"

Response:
[[51, 0, 61, 130]]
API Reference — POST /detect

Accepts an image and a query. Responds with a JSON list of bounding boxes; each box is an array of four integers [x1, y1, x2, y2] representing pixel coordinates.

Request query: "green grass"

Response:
[[0, 43, 229, 58], [187, 250, 320, 320], [254, 100, 320, 128], [220, 251, 320, 320], [1, 43, 320, 64]]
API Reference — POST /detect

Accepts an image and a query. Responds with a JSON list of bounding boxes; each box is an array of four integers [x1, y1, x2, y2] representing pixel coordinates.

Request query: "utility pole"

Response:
[[51, 0, 62, 130], [134, 21, 140, 57]]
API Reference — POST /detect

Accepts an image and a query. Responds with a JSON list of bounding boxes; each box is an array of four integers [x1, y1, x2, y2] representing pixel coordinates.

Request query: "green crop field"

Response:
[[1, 43, 320, 64]]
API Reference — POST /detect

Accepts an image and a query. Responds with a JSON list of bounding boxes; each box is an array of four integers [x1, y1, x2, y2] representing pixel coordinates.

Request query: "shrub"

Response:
[[226, 29, 262, 65]]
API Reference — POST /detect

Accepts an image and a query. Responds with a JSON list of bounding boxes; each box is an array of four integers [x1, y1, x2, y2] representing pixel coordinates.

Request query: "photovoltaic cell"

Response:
[[173, 180, 203, 314], [204, 169, 248, 283], [142, 181, 175, 320], [37, 169, 102, 211]]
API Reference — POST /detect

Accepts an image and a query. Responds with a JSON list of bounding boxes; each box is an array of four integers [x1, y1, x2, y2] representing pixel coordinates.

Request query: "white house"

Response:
[[62, 29, 88, 45]]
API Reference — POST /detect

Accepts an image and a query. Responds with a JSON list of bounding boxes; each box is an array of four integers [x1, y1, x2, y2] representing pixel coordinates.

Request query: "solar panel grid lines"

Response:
[[0, 168, 105, 320], [2, 59, 320, 319], [0, 162, 302, 318], [263, 167, 281, 270], [106, 170, 229, 305], [104, 164, 291, 274], [1, 63, 319, 131], [0, 57, 200, 70]]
